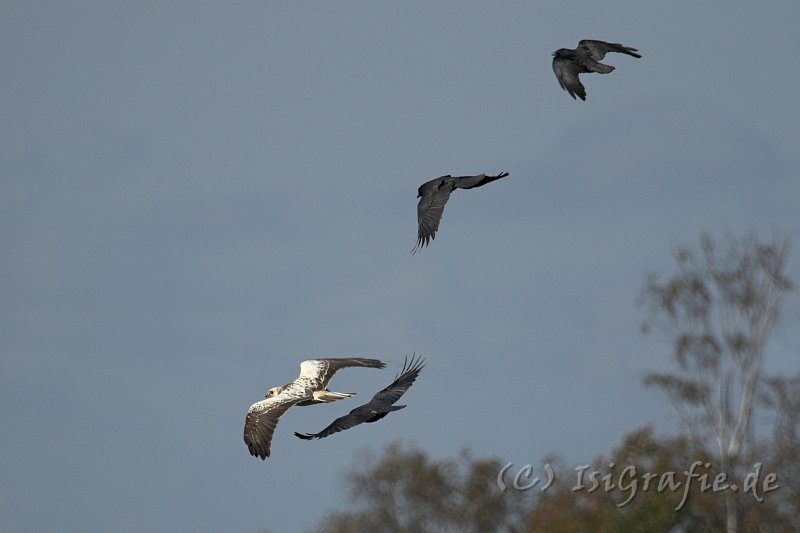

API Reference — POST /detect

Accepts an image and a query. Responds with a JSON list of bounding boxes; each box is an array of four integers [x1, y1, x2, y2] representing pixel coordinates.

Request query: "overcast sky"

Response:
[[2, 2, 799, 532]]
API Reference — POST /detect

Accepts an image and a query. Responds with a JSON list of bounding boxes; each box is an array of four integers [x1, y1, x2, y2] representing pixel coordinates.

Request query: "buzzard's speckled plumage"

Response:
[[243, 358, 386, 460]]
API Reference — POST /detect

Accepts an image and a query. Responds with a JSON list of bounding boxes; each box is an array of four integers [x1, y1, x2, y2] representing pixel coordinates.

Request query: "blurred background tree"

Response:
[[525, 426, 718, 532], [639, 233, 793, 533]]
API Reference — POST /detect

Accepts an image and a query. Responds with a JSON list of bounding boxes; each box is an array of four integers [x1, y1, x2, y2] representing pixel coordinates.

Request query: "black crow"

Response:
[[553, 39, 641, 100], [413, 172, 509, 253]]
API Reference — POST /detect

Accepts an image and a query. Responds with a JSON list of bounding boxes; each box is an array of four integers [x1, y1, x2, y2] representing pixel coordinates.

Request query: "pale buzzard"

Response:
[[243, 358, 386, 459]]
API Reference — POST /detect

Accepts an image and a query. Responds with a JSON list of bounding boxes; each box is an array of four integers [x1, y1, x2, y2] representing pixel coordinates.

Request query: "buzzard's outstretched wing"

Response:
[[243, 387, 307, 460], [299, 358, 386, 388]]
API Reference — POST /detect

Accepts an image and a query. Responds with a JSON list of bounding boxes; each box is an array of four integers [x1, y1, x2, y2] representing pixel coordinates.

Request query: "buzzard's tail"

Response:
[[313, 390, 355, 402]]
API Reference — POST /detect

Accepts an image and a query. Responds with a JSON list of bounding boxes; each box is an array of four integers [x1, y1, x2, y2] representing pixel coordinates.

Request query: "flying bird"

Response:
[[413, 172, 509, 253], [243, 357, 386, 459], [294, 354, 424, 440], [552, 39, 641, 101]]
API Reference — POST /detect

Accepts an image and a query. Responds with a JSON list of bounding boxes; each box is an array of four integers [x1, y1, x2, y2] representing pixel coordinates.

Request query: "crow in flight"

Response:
[[413, 172, 509, 253], [552, 39, 641, 101]]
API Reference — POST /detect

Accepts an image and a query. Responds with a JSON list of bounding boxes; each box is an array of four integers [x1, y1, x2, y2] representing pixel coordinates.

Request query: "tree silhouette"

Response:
[[639, 232, 793, 532], [526, 426, 720, 532], [315, 429, 798, 532]]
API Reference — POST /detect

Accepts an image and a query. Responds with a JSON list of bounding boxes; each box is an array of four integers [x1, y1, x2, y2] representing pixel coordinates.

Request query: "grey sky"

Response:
[[2, 2, 799, 532]]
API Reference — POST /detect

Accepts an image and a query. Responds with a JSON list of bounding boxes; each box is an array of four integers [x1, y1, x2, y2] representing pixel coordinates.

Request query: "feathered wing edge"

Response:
[[553, 55, 587, 100], [452, 171, 509, 190], [300, 357, 386, 387], [244, 392, 304, 460], [412, 184, 454, 254], [578, 39, 642, 59], [373, 353, 425, 405]]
